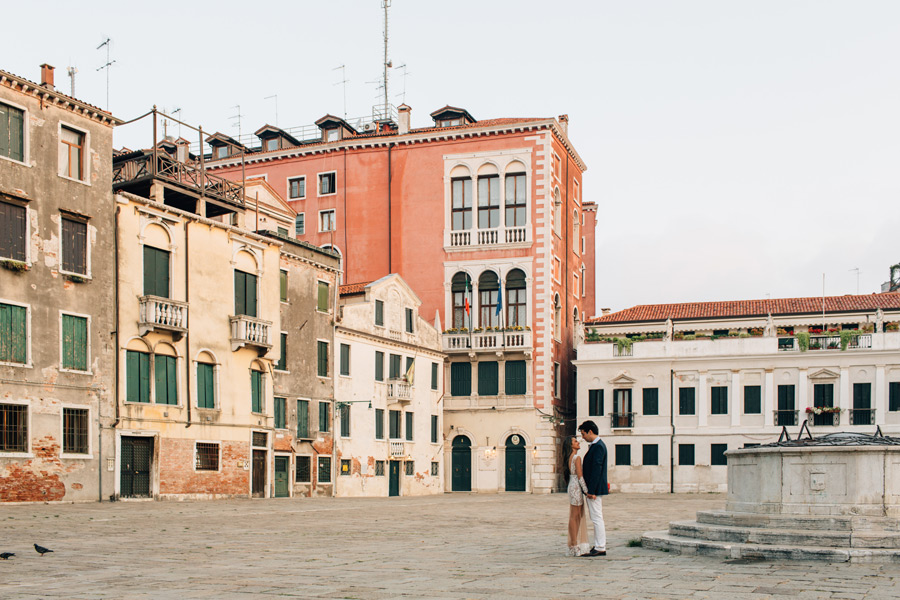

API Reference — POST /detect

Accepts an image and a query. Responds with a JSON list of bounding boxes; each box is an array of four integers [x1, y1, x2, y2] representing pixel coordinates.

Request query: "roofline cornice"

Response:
[[206, 119, 588, 172], [0, 70, 121, 126]]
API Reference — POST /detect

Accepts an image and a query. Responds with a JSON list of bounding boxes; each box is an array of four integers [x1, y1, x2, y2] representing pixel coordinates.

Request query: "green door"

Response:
[[451, 436, 472, 492], [120, 437, 153, 498], [274, 456, 289, 498], [505, 434, 526, 492], [389, 461, 400, 497]]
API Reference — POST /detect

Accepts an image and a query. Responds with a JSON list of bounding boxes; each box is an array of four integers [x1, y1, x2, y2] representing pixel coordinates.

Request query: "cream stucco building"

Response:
[[575, 293, 900, 493], [333, 275, 444, 497]]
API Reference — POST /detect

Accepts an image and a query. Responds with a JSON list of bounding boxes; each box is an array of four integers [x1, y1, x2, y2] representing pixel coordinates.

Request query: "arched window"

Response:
[[478, 271, 500, 328], [477, 164, 500, 230], [573, 210, 580, 254], [553, 293, 561, 340], [451, 168, 472, 231], [505, 269, 527, 327], [553, 188, 561, 235], [322, 244, 343, 284], [451, 272, 472, 329], [505, 170, 527, 228], [195, 350, 218, 409]]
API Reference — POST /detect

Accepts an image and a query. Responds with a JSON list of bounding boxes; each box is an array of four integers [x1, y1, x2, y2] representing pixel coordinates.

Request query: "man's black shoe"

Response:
[[583, 548, 606, 557]]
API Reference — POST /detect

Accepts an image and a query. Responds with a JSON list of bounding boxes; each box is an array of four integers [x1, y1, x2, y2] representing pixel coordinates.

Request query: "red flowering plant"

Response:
[[805, 406, 841, 415]]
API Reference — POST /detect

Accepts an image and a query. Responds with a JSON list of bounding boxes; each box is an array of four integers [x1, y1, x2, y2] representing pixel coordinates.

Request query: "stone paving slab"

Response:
[[1, 493, 899, 598]]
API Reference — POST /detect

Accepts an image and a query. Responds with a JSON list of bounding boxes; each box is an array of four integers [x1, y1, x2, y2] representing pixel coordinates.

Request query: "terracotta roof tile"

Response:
[[339, 281, 372, 296], [587, 292, 900, 325]]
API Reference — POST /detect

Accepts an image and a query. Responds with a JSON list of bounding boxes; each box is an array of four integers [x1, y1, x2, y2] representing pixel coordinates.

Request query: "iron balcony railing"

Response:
[[610, 412, 635, 429], [774, 409, 799, 426], [849, 408, 876, 425], [442, 330, 532, 353], [230, 315, 272, 353], [138, 296, 188, 337], [807, 411, 840, 427]]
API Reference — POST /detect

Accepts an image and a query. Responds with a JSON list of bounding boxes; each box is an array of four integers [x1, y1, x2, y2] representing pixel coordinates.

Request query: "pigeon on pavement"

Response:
[[0, 552, 14, 560], [33, 544, 53, 556]]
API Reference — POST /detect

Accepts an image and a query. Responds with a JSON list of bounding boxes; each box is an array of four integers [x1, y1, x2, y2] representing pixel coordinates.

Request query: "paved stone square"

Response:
[[1, 493, 898, 599]]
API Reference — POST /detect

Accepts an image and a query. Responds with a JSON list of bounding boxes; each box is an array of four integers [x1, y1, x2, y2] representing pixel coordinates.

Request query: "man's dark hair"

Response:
[[578, 420, 598, 435]]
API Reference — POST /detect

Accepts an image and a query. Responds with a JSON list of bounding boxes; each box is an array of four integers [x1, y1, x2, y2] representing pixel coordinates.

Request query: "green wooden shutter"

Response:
[[431, 363, 438, 390], [234, 271, 246, 315], [297, 399, 309, 437], [317, 341, 328, 377], [0, 303, 26, 364], [431, 415, 438, 443], [375, 409, 384, 439], [9, 105, 23, 162], [317, 282, 329, 312], [154, 356, 177, 405], [196, 363, 209, 408], [375, 351, 384, 381], [62, 315, 87, 371], [478, 361, 498, 396], [126, 351, 138, 403], [139, 351, 150, 403], [505, 360, 526, 395], [279, 270, 288, 302], [274, 397, 286, 429], [251, 370, 262, 413], [0, 104, 9, 158], [405, 412, 413, 441], [155, 249, 170, 299], [247, 273, 258, 317], [450, 363, 471, 396], [276, 333, 287, 370]]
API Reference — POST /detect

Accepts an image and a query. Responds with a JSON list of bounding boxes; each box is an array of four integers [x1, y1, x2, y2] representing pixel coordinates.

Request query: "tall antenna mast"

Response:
[[66, 66, 77, 97], [96, 37, 115, 110], [849, 267, 860, 294], [264, 95, 279, 126], [382, 1, 392, 116], [333, 65, 349, 119], [395, 63, 409, 103], [230, 104, 244, 139]]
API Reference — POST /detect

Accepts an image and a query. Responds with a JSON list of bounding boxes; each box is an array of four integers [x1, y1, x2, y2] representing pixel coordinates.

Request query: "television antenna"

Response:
[[66, 66, 77, 97], [395, 63, 410, 103], [230, 104, 244, 138], [333, 65, 349, 119], [96, 37, 115, 110], [849, 267, 861, 295], [264, 95, 278, 126], [380, 1, 392, 117]]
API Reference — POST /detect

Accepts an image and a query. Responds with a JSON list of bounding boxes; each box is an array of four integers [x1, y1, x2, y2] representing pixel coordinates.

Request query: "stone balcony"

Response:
[[444, 226, 530, 250], [230, 315, 272, 354], [443, 330, 532, 354], [387, 379, 411, 404], [139, 296, 188, 339], [388, 440, 408, 458], [579, 332, 899, 361]]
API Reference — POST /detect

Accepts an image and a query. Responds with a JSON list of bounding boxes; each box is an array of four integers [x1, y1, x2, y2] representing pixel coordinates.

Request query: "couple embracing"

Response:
[[564, 420, 607, 557]]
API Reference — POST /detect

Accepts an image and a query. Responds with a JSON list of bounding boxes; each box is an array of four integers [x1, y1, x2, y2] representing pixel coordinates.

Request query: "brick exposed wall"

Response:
[[157, 438, 249, 497]]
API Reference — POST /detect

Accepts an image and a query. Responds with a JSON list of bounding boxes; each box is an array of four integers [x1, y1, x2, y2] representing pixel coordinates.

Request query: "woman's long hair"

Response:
[[562, 436, 575, 481]]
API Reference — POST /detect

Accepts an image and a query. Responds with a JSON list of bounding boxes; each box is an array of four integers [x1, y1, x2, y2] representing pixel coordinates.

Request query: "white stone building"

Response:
[[574, 292, 900, 493], [333, 275, 444, 497]]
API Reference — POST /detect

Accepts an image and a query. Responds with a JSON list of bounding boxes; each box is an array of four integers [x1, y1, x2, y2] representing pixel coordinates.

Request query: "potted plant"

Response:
[[796, 332, 810, 352], [1, 259, 29, 272], [886, 322, 899, 332]]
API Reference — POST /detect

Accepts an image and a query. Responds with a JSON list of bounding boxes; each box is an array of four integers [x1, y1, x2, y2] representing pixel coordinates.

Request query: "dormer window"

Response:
[[327, 129, 340, 142], [214, 146, 228, 160], [264, 138, 278, 152], [254, 125, 300, 153], [430, 106, 476, 128], [315, 115, 357, 143]]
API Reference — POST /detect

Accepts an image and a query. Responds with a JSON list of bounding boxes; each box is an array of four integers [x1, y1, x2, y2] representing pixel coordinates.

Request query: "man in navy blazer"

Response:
[[578, 420, 608, 557]]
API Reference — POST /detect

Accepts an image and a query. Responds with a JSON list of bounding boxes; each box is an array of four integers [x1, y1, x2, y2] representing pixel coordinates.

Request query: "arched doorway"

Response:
[[451, 436, 472, 491], [505, 434, 527, 492]]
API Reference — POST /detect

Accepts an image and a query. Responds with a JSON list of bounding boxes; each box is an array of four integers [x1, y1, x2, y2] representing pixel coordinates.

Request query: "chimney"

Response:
[[398, 104, 411, 135], [40, 64, 55, 90], [558, 114, 569, 136]]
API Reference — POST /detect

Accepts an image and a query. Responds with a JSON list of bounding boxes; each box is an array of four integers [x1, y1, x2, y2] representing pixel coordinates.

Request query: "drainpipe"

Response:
[[670, 368, 675, 494], [184, 220, 191, 428], [342, 148, 349, 282], [103, 205, 122, 502]]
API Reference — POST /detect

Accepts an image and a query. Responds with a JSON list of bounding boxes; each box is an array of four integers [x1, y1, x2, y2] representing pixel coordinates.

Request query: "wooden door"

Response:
[[451, 436, 471, 492], [252, 449, 267, 498], [389, 461, 400, 497], [274, 456, 289, 498], [505, 434, 526, 492]]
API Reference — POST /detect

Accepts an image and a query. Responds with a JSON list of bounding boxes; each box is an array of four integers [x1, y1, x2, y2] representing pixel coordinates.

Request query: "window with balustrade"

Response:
[[478, 271, 500, 328], [451, 272, 472, 329], [504, 173, 526, 228], [505, 269, 527, 327], [477, 174, 500, 229], [451, 177, 472, 231]]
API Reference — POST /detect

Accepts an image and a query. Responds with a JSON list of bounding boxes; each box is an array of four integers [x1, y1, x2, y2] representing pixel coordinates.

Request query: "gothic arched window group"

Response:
[[451, 268, 528, 330]]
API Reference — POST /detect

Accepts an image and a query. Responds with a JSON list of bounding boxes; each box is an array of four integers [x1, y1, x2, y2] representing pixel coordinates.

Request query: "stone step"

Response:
[[671, 520, 900, 549], [670, 520, 851, 547], [696, 510, 853, 531], [696, 510, 900, 533], [642, 530, 900, 564]]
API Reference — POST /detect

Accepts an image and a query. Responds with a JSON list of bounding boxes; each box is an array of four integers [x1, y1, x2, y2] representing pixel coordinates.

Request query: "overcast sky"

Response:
[[3, 1, 898, 314]]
